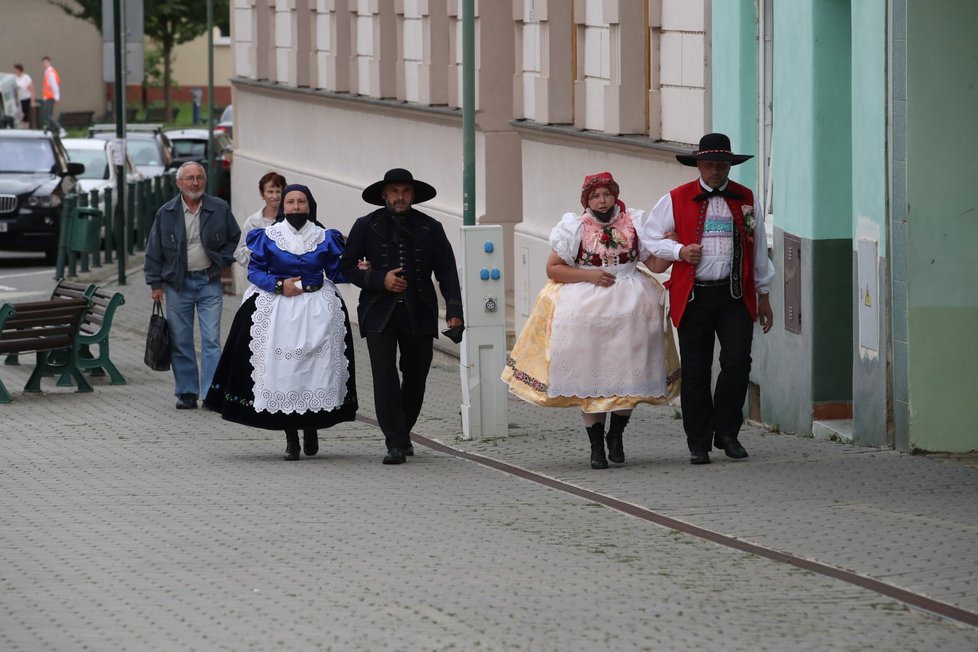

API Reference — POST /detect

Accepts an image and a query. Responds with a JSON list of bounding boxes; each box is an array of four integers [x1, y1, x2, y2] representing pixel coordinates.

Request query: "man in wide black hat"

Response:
[[340, 168, 464, 464], [643, 133, 775, 464]]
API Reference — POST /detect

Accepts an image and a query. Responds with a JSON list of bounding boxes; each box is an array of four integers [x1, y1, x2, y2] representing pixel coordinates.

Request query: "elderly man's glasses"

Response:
[[179, 175, 206, 183]]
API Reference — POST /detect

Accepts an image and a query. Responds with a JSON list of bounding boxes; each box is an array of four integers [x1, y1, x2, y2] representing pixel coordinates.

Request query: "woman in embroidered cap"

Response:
[[502, 172, 680, 469], [204, 184, 358, 461]]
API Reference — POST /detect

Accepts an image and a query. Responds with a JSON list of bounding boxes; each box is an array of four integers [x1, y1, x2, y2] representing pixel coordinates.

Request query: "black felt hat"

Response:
[[676, 133, 754, 167], [361, 168, 437, 207]]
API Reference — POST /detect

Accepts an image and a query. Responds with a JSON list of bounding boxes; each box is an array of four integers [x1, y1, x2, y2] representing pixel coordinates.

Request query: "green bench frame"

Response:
[[5, 279, 127, 387], [0, 298, 92, 403]]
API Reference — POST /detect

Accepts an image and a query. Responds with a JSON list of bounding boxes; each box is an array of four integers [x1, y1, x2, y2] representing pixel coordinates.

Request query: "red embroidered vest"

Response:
[[666, 179, 758, 327]]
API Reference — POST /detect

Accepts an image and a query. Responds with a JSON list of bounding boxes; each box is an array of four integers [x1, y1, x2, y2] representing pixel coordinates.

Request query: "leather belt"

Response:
[[694, 277, 730, 288], [302, 284, 322, 293]]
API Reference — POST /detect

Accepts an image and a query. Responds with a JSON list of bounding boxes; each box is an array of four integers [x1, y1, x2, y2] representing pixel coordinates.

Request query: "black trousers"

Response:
[[677, 284, 754, 454], [365, 308, 434, 451]]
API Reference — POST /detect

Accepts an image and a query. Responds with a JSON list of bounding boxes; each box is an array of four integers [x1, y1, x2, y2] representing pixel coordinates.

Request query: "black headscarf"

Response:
[[275, 183, 324, 228]]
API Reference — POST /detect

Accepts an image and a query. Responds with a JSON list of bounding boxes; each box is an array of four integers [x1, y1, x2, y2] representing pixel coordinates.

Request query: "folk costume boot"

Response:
[[303, 429, 319, 456], [284, 429, 300, 461], [606, 414, 629, 464], [586, 423, 608, 470]]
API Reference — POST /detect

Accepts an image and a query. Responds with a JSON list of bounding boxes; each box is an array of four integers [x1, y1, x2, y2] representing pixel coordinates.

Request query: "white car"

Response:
[[62, 137, 144, 202]]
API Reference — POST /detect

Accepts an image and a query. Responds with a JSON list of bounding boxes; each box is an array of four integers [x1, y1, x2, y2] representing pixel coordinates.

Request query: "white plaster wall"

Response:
[[229, 86, 471, 302], [657, 0, 707, 143]]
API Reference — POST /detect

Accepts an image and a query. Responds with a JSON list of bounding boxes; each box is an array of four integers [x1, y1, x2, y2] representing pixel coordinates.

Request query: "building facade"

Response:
[[714, 0, 978, 453], [228, 0, 977, 453]]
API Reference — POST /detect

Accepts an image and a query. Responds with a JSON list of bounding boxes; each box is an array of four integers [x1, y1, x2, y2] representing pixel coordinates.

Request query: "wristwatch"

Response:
[[275, 279, 284, 294]]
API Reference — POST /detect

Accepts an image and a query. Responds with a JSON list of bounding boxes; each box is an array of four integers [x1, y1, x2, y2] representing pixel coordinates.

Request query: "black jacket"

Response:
[[340, 207, 462, 337], [144, 193, 240, 290]]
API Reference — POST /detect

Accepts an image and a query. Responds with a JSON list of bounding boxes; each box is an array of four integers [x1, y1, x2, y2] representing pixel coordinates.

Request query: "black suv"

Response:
[[0, 129, 84, 262]]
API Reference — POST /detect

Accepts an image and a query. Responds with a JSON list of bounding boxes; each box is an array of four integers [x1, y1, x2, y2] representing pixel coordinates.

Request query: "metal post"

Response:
[[103, 187, 113, 264], [206, 0, 216, 197], [90, 190, 102, 267], [462, 0, 475, 227], [114, 0, 127, 284]]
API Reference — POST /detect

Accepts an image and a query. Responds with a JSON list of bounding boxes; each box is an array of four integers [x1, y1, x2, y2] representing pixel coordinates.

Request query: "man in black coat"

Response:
[[341, 168, 464, 464]]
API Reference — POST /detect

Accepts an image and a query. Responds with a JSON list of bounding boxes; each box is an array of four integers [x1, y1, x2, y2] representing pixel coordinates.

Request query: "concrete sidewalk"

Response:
[[1, 267, 977, 651]]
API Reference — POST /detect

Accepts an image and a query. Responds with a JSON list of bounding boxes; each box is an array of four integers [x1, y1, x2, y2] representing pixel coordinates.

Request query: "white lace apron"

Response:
[[244, 282, 349, 414]]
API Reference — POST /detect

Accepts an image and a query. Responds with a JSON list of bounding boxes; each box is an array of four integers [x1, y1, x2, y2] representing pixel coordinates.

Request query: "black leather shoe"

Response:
[[175, 393, 198, 410], [715, 436, 749, 459], [383, 448, 406, 465], [404, 443, 415, 456], [689, 451, 711, 465]]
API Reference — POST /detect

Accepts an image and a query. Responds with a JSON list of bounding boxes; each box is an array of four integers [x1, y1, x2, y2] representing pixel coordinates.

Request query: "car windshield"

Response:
[[171, 139, 206, 158], [220, 105, 232, 122], [128, 140, 161, 166], [66, 148, 109, 180], [0, 138, 56, 173]]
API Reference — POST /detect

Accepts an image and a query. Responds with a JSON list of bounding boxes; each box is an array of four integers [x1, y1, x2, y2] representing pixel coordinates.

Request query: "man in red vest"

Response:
[[40, 56, 60, 128], [645, 133, 775, 464]]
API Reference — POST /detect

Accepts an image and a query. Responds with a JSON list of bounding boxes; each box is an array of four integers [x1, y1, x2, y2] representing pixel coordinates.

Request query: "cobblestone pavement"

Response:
[[1, 271, 977, 651]]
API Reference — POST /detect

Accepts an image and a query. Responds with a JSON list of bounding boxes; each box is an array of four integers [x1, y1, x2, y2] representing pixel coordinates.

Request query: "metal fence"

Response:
[[56, 172, 178, 279]]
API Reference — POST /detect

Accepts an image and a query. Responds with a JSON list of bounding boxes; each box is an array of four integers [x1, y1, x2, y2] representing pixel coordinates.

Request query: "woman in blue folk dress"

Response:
[[204, 184, 358, 460]]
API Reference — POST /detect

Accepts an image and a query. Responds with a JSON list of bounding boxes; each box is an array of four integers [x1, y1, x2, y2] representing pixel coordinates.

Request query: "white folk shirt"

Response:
[[644, 180, 775, 294]]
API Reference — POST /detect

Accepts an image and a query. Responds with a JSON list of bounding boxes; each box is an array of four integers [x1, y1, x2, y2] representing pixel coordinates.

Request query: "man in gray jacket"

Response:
[[145, 162, 240, 409]]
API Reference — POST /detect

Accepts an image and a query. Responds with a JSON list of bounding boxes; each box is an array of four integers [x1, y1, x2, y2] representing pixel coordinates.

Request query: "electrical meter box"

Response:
[[458, 225, 508, 439]]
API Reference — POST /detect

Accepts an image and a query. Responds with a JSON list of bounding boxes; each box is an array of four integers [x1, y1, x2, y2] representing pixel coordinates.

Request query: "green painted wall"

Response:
[[905, 1, 978, 452], [710, 0, 758, 187], [850, 1, 889, 447], [772, 0, 852, 241], [850, 1, 887, 249]]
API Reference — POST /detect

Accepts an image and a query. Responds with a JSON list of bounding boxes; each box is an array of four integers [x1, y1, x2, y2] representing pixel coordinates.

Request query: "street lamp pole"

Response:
[[462, 0, 475, 227], [206, 0, 215, 196]]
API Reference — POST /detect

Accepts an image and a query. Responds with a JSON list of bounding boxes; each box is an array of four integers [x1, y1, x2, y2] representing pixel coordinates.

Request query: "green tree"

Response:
[[50, 0, 230, 121]]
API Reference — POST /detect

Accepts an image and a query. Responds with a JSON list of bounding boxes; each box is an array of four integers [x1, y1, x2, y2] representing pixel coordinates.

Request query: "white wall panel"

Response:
[[661, 0, 704, 31]]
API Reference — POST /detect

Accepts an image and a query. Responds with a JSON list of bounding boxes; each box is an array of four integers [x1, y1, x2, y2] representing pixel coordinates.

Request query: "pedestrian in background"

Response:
[[12, 64, 33, 127], [503, 171, 680, 469], [205, 184, 358, 461], [144, 161, 241, 410], [340, 168, 463, 465], [234, 171, 286, 268], [643, 133, 775, 465], [39, 56, 59, 128]]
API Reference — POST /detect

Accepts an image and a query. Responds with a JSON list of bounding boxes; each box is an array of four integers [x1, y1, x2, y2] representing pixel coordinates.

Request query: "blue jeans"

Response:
[[164, 272, 223, 398]]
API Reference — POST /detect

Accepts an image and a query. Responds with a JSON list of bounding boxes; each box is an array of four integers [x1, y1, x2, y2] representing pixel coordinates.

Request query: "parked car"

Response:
[[89, 123, 175, 179], [164, 128, 232, 201], [62, 137, 144, 202], [213, 104, 233, 139], [0, 129, 84, 262]]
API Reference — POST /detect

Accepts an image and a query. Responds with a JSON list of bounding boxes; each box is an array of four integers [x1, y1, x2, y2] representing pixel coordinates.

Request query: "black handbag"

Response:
[[144, 300, 171, 371]]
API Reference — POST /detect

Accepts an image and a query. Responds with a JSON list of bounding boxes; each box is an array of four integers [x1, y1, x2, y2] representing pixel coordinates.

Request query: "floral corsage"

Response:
[[741, 205, 756, 244], [598, 225, 626, 249]]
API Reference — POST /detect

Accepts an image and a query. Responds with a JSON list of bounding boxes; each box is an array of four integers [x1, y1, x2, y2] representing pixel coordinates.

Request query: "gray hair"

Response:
[[176, 161, 206, 181]]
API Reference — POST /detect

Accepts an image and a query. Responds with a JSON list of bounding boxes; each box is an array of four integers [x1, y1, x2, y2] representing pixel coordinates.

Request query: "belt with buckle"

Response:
[[302, 284, 322, 293], [694, 277, 730, 288]]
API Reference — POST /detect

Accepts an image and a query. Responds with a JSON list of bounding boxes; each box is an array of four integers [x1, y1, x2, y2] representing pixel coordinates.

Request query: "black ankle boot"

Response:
[[606, 414, 629, 464], [586, 423, 608, 469], [303, 429, 319, 456], [284, 429, 300, 461]]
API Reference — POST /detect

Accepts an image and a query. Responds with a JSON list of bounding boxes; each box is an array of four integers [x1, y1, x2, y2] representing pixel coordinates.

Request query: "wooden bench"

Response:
[[0, 298, 92, 403], [5, 279, 94, 366], [142, 106, 180, 123], [4, 280, 128, 387], [57, 110, 96, 129]]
